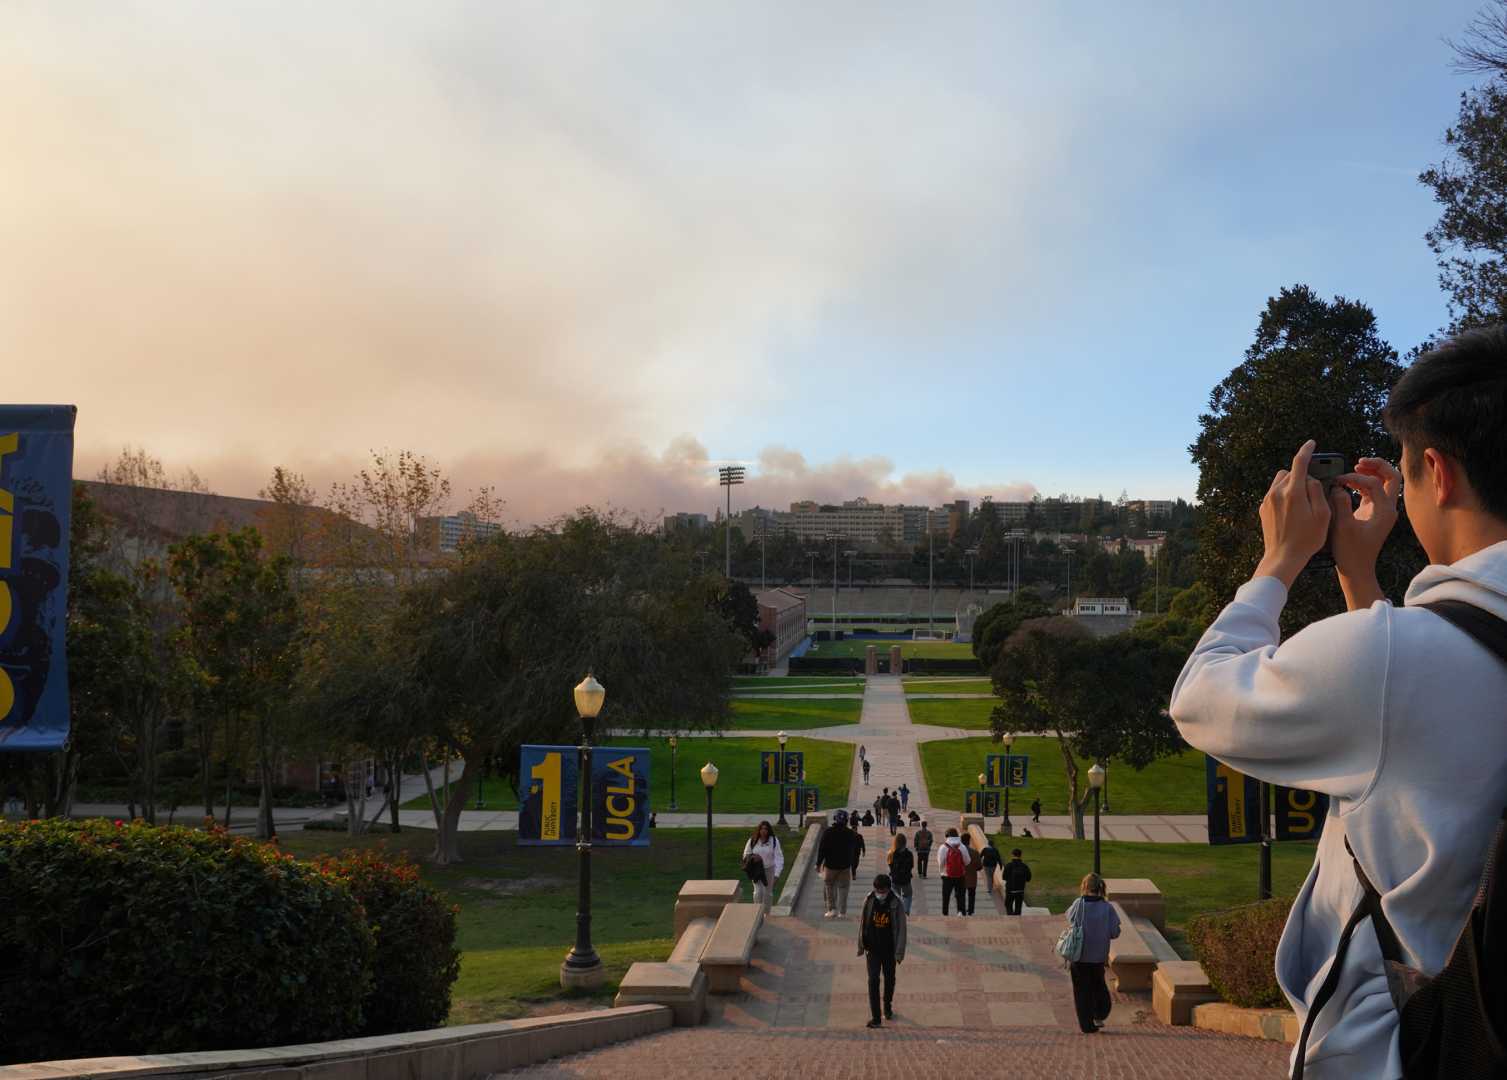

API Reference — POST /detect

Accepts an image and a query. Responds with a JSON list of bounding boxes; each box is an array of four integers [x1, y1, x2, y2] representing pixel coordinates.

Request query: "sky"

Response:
[[0, 1, 1486, 526]]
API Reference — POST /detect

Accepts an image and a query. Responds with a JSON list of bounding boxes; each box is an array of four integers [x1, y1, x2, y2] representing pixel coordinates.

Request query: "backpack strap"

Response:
[[1296, 599, 1507, 1077]]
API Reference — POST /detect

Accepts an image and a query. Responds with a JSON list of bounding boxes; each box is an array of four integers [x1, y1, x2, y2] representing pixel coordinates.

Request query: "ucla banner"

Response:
[[519, 744, 580, 846], [1275, 786, 1330, 842], [519, 744, 651, 847], [1206, 758, 1262, 845], [0, 406, 75, 753], [985, 754, 1029, 788]]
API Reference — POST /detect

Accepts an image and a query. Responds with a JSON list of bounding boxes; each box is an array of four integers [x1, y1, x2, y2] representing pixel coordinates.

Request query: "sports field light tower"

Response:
[[718, 466, 745, 578], [966, 546, 979, 595], [826, 533, 843, 639]]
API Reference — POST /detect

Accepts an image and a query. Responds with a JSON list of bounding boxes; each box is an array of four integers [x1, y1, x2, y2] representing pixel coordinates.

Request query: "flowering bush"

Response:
[[1188, 896, 1293, 1008], [0, 819, 374, 1064], [315, 848, 461, 1034]]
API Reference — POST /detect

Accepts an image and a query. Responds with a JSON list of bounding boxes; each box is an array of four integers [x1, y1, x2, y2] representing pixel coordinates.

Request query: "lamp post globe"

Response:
[[1088, 763, 1106, 877], [701, 762, 719, 878], [562, 674, 607, 989]]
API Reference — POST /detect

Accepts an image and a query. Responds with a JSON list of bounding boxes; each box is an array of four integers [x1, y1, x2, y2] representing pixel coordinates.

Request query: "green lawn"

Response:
[[903, 679, 996, 696], [732, 686, 865, 697], [907, 698, 996, 730], [919, 736, 1208, 815], [729, 698, 861, 730], [991, 835, 1315, 955], [807, 639, 974, 660], [277, 826, 788, 1025], [732, 676, 865, 690], [406, 736, 853, 814]]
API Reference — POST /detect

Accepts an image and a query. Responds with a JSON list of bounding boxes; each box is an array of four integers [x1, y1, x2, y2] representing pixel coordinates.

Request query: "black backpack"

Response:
[[1294, 599, 1507, 1079]]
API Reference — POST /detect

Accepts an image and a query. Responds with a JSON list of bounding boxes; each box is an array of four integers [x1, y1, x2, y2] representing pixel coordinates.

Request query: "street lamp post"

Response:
[[1002, 733, 1015, 835], [701, 762, 719, 878], [927, 510, 935, 636], [718, 466, 745, 579], [775, 730, 789, 828], [475, 760, 485, 810], [1088, 762, 1106, 877], [978, 771, 988, 826], [828, 534, 841, 638], [668, 735, 679, 811], [561, 674, 607, 989]]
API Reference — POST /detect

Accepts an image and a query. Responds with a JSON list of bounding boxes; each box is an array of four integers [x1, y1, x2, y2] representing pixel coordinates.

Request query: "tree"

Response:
[[716, 580, 774, 657], [1420, 2, 1507, 331], [1190, 286, 1424, 634], [398, 510, 745, 864], [989, 618, 1183, 838], [169, 529, 301, 839], [971, 593, 1054, 670]]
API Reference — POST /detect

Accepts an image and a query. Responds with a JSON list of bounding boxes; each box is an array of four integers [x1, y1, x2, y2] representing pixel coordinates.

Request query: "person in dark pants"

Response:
[[1067, 872, 1120, 1033], [886, 793, 900, 836], [857, 873, 907, 1028], [914, 821, 933, 878], [979, 839, 1002, 895], [960, 833, 982, 915], [850, 816, 867, 876], [937, 828, 967, 915], [1031, 797, 1042, 824], [1001, 848, 1032, 915], [898, 783, 910, 810]]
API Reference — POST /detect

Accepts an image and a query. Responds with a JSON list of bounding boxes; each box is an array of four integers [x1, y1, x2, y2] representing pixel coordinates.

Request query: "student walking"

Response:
[[914, 821, 933, 878], [741, 820, 784, 912], [886, 793, 901, 836], [960, 833, 983, 915], [1065, 873, 1120, 1033], [898, 783, 910, 810], [1030, 797, 1042, 824], [1001, 848, 1032, 915], [862, 757, 871, 784], [1169, 334, 1507, 1078], [937, 828, 968, 915], [816, 810, 855, 919], [850, 815, 867, 874], [979, 838, 1002, 896], [858, 873, 907, 1028], [886, 833, 914, 913]]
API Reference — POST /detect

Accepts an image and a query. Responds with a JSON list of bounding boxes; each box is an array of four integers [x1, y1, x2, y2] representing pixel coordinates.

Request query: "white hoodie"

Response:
[[937, 834, 967, 876], [742, 835, 784, 880], [1170, 540, 1507, 1079]]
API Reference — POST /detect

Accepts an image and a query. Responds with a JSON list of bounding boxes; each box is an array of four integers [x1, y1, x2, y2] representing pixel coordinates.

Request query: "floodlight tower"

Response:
[[718, 465, 745, 579]]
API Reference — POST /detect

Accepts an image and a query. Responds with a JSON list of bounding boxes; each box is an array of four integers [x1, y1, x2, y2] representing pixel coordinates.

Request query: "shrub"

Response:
[[0, 819, 374, 1064], [316, 848, 461, 1034], [1187, 896, 1293, 1008]]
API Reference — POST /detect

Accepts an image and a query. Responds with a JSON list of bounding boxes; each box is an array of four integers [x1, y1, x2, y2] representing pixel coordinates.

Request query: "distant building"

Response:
[[1073, 597, 1130, 616], [776, 498, 906, 547], [755, 587, 808, 670], [662, 511, 710, 533], [417, 511, 502, 553], [1126, 499, 1176, 520], [1123, 536, 1165, 560]]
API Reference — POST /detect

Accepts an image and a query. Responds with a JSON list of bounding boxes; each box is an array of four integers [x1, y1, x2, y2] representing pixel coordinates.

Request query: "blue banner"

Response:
[[1275, 786, 1330, 842], [592, 746, 650, 847], [0, 406, 75, 752], [782, 785, 821, 815], [519, 744, 579, 846], [761, 750, 780, 784], [1206, 757, 1262, 845], [986, 754, 1029, 788], [782, 750, 803, 785]]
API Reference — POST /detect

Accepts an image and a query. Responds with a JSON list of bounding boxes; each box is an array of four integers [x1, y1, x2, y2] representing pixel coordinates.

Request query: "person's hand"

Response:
[[1330, 457, 1400, 610], [1253, 440, 1332, 589]]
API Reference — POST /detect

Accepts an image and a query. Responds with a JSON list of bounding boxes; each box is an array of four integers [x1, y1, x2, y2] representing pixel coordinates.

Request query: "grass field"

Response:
[[729, 698, 861, 729], [732, 676, 866, 690], [405, 736, 853, 814], [805, 639, 975, 660], [906, 698, 996, 730], [903, 679, 996, 696], [920, 736, 1208, 815], [732, 685, 865, 697], [277, 826, 785, 1024], [989, 835, 1315, 955]]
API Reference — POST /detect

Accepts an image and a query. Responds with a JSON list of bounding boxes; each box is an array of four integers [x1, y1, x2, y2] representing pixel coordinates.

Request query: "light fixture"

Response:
[[701, 762, 719, 789], [573, 673, 606, 719], [1002, 733, 1015, 751], [777, 730, 788, 748], [1088, 762, 1106, 790]]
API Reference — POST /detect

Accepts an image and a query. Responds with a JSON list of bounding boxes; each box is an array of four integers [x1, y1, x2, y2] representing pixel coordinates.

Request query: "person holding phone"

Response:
[[1170, 329, 1507, 1079]]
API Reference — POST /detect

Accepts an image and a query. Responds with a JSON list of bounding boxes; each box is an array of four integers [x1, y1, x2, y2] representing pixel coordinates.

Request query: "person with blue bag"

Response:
[[1057, 872, 1119, 1034]]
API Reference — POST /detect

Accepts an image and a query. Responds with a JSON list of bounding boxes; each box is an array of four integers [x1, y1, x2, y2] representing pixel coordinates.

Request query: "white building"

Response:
[[1073, 597, 1130, 616], [417, 511, 502, 552]]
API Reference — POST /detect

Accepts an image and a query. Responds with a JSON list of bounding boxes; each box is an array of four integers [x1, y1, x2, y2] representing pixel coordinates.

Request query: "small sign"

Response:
[[761, 751, 781, 785], [1275, 786, 1329, 841], [1206, 758, 1262, 846], [782, 785, 821, 815], [982, 790, 1001, 817], [519, 744, 651, 847], [519, 744, 578, 846], [964, 789, 983, 814], [783, 751, 804, 785], [985, 754, 1029, 788]]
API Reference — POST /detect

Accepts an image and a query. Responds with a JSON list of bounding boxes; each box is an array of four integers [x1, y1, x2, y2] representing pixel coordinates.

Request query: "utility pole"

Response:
[[927, 509, 935, 636], [717, 466, 745, 579], [827, 534, 841, 638]]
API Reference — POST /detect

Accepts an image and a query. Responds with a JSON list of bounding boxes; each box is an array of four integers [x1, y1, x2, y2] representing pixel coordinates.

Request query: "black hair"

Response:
[[874, 873, 892, 890], [1383, 326, 1507, 520], [1011, 848, 1023, 857]]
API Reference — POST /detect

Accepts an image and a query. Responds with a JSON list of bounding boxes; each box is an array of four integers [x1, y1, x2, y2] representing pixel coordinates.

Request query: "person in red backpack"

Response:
[[936, 827, 968, 916]]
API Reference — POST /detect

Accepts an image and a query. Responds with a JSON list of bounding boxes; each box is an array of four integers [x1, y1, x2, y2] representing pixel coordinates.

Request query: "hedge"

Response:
[[316, 848, 461, 1035], [903, 658, 982, 674], [0, 820, 459, 1064], [1187, 896, 1294, 1008]]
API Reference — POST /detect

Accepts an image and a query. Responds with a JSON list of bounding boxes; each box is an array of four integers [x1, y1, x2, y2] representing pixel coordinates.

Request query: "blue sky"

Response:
[[2, 2, 1485, 521]]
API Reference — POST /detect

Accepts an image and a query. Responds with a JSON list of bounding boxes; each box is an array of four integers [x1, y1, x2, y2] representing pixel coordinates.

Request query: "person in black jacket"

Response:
[[850, 816, 867, 875], [979, 840, 1002, 894], [857, 874, 907, 1028], [1001, 848, 1032, 915], [816, 811, 855, 918]]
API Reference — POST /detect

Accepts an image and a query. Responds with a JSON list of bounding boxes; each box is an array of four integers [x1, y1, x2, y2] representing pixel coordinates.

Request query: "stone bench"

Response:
[[1192, 1001, 1299, 1044], [701, 902, 764, 993], [1153, 961, 1221, 1026], [1106, 877, 1165, 932], [614, 963, 708, 1027], [673, 879, 741, 941], [1132, 915, 1180, 963], [668, 917, 716, 965], [1107, 903, 1158, 992]]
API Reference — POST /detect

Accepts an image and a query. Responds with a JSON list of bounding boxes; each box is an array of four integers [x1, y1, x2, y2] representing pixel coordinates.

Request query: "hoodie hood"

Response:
[[942, 835, 963, 848], [1404, 538, 1507, 620]]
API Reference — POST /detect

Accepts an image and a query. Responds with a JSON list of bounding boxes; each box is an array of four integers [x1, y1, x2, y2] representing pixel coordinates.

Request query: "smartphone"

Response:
[[1305, 453, 1347, 571]]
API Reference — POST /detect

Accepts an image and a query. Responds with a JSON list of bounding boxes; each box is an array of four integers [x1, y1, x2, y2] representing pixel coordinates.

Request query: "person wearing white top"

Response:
[[1171, 333, 1507, 1080], [742, 820, 785, 911]]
